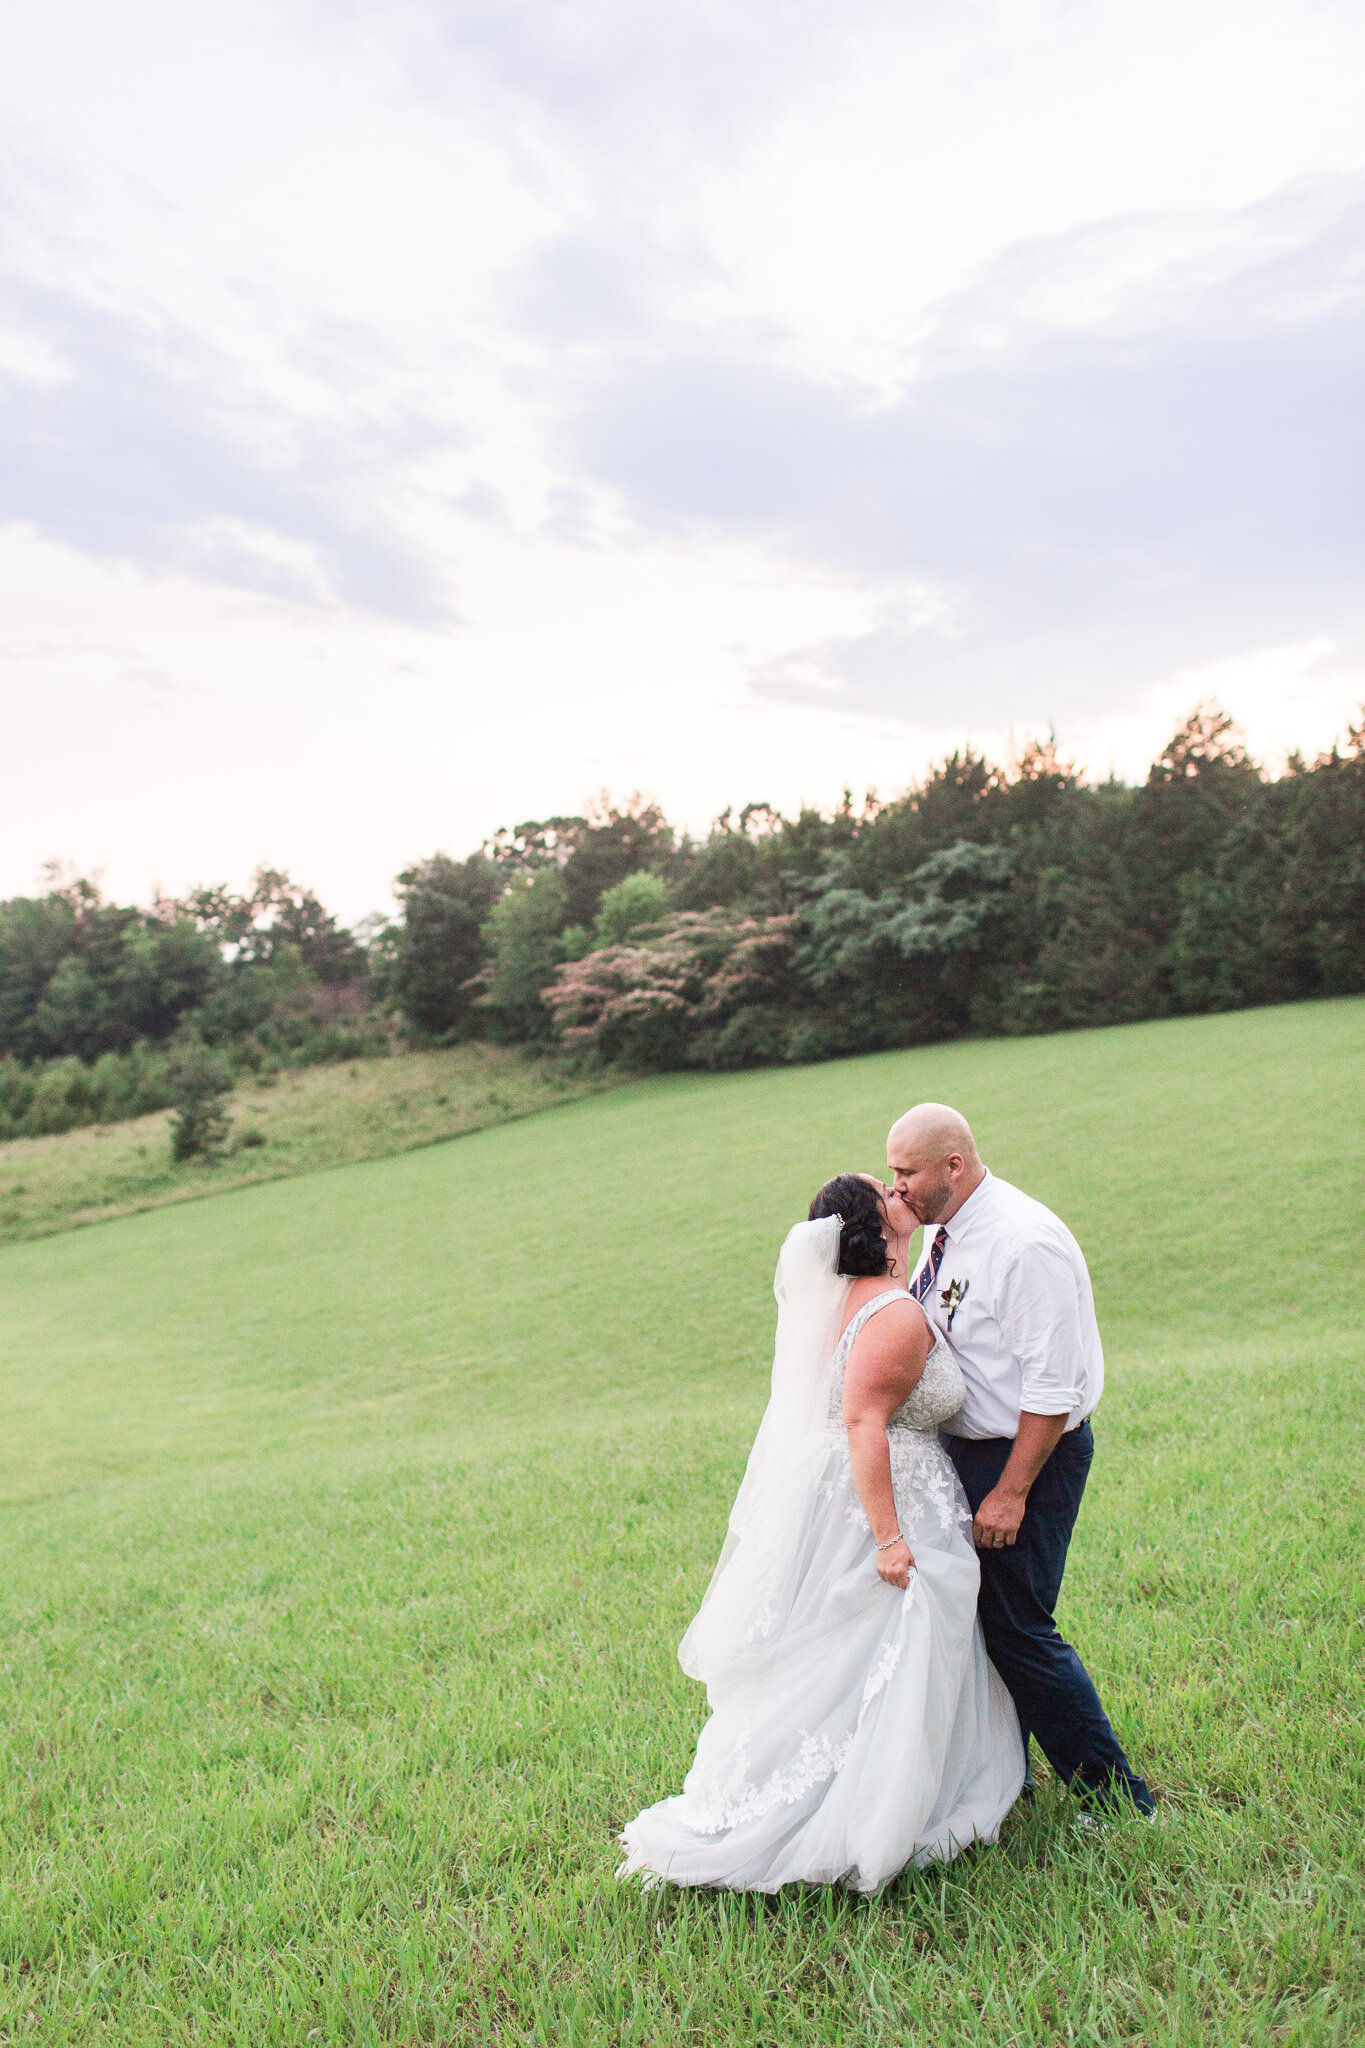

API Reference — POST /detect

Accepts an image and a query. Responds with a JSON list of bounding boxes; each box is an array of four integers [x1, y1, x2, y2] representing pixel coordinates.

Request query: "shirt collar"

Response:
[[940, 1167, 993, 1244]]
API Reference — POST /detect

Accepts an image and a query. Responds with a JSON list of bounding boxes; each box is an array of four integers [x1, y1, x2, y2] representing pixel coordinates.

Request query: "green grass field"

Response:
[[0, 1043, 606, 1247], [2, 1000, 1362, 2045]]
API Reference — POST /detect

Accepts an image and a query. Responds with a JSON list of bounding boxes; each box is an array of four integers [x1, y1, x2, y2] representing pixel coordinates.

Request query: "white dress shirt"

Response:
[[911, 1169, 1104, 1440]]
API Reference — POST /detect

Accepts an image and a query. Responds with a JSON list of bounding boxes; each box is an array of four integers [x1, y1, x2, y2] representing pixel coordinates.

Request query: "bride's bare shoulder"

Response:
[[846, 1293, 931, 1370]]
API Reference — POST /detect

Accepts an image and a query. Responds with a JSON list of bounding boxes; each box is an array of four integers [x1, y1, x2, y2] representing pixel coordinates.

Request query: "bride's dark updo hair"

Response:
[[808, 1173, 890, 1277]]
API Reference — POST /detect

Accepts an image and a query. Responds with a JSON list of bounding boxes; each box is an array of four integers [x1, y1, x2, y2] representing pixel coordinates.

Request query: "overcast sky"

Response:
[[4, 0, 1364, 920]]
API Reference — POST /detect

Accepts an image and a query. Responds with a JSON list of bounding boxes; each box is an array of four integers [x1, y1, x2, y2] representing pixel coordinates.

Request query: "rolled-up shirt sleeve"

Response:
[[997, 1242, 1086, 1416]]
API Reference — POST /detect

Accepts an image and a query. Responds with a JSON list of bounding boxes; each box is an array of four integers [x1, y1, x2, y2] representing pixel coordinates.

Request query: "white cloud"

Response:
[[1, 0, 1363, 916]]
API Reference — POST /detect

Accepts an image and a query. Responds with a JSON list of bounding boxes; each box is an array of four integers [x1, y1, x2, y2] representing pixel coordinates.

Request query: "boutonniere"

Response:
[[940, 1277, 969, 1331]]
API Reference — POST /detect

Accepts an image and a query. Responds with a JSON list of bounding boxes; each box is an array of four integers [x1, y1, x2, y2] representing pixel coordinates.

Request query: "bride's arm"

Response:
[[842, 1304, 930, 1590]]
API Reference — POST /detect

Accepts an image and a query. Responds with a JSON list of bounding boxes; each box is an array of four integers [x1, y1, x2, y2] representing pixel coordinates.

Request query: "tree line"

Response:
[[0, 869, 386, 1141], [3, 705, 1362, 1140]]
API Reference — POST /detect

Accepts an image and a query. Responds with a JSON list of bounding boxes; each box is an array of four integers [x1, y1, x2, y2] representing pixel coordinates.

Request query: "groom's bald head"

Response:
[[887, 1103, 983, 1226], [888, 1103, 979, 1165]]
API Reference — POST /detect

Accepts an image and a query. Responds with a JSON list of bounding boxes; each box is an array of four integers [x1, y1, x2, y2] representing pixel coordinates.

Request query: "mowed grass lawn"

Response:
[[1, 1000, 1362, 2046]]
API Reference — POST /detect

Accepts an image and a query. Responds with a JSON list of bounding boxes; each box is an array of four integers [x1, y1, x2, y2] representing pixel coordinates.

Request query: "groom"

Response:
[[888, 1102, 1155, 1816]]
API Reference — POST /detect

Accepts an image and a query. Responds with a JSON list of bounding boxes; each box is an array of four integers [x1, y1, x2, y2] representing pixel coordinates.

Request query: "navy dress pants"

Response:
[[943, 1423, 1154, 1814]]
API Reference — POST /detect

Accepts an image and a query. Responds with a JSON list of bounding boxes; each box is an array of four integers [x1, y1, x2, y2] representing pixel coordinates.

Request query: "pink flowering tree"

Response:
[[543, 908, 824, 1070]]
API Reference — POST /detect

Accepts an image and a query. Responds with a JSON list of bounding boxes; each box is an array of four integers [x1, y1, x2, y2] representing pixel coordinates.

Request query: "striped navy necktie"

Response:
[[910, 1225, 948, 1303]]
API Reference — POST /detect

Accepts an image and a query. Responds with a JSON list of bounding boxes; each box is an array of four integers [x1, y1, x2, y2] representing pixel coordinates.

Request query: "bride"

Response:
[[618, 1173, 1025, 1893]]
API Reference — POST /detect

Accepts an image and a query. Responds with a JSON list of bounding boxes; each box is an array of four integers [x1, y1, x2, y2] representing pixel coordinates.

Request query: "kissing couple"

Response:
[[619, 1102, 1155, 1894]]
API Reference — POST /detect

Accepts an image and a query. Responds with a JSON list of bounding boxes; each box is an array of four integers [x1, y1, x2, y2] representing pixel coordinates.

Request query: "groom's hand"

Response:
[[972, 1484, 1027, 1549], [974, 1414, 1066, 1548]]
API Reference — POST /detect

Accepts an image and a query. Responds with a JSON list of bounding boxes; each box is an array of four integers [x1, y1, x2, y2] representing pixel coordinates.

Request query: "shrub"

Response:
[[545, 909, 812, 1071], [87, 1043, 176, 1121], [0, 1044, 178, 1140], [0, 1057, 36, 1139], [167, 1040, 234, 1163], [21, 1056, 97, 1136]]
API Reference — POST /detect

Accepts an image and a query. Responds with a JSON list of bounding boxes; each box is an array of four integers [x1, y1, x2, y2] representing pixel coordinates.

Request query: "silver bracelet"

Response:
[[876, 1531, 903, 1550]]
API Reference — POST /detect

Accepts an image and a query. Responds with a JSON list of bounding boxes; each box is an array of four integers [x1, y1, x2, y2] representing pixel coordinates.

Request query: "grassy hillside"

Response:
[[1, 999, 1362, 2044], [0, 1042, 606, 1246]]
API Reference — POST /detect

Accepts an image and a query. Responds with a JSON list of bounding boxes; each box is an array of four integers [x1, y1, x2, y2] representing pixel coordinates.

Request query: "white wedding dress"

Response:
[[619, 1230, 1025, 1894]]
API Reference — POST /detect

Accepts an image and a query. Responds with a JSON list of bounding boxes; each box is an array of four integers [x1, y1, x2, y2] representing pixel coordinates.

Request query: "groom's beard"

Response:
[[912, 1174, 955, 1225]]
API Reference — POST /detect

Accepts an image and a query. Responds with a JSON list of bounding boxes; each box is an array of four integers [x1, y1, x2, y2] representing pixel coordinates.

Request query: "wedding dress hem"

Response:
[[617, 1278, 1025, 1895]]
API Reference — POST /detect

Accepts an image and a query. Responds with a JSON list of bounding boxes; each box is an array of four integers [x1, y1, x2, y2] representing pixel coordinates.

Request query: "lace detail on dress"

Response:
[[747, 1599, 778, 1643], [889, 1339, 967, 1433], [859, 1588, 914, 1708], [689, 1725, 852, 1835], [825, 1290, 972, 1545], [688, 1579, 921, 1836], [840, 1428, 970, 1544], [824, 1290, 966, 1433]]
